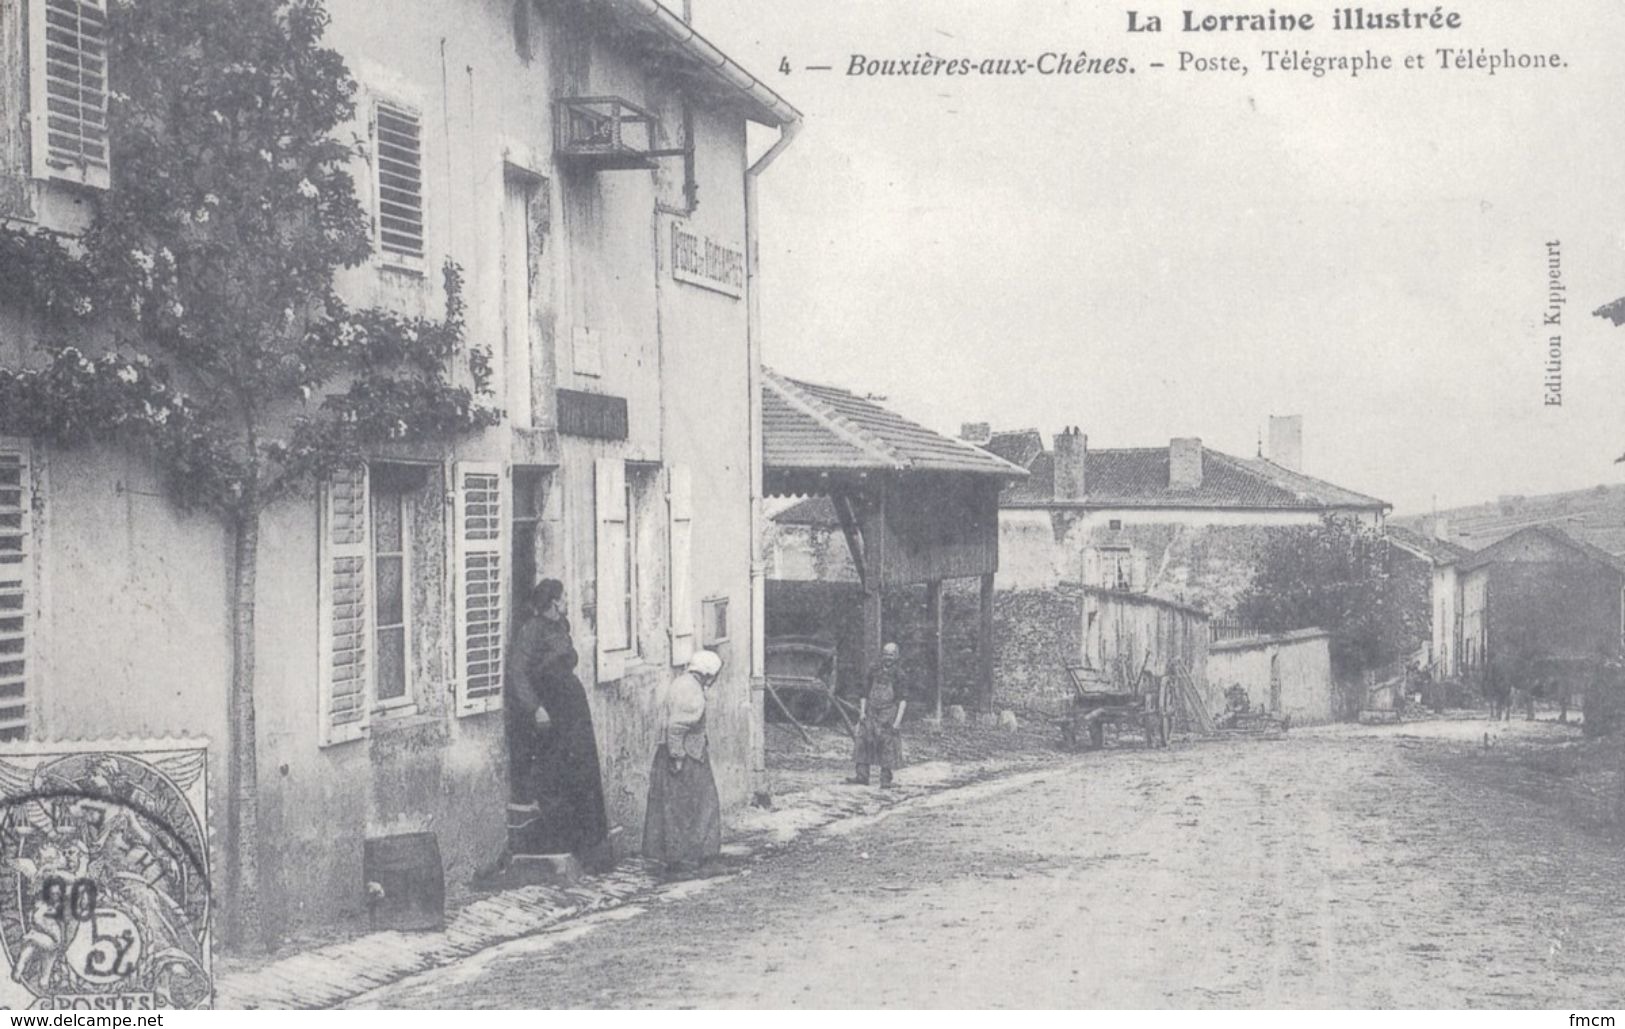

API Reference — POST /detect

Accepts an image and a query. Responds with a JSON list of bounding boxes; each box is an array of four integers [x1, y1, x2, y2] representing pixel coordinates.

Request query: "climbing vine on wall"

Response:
[[0, 0, 500, 949]]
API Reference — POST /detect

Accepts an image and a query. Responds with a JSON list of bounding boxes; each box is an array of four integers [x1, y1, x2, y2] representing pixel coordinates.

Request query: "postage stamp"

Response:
[[0, 741, 211, 1010]]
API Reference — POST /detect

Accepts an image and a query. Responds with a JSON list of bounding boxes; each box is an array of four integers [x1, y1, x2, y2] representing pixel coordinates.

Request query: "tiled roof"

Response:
[[762, 371, 1029, 479], [986, 429, 1045, 469], [1458, 524, 1625, 575], [1387, 526, 1473, 566], [773, 496, 838, 526], [995, 443, 1389, 511]]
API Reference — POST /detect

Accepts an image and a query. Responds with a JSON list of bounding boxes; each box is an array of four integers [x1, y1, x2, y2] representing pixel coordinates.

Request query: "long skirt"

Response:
[[853, 719, 904, 769], [510, 674, 609, 856], [641, 746, 722, 868]]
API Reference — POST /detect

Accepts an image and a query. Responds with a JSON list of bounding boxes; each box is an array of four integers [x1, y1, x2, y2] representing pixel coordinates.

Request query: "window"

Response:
[[1100, 546, 1133, 590], [28, 0, 111, 189], [1085, 545, 1147, 594], [0, 451, 30, 741], [373, 101, 424, 264], [501, 168, 543, 427], [596, 460, 669, 678], [371, 478, 410, 709], [1108, 519, 1123, 532], [320, 460, 490, 745]]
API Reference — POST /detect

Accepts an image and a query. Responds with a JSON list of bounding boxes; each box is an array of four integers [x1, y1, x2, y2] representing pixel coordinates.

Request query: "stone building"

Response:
[[978, 416, 1389, 615], [0, 0, 797, 942]]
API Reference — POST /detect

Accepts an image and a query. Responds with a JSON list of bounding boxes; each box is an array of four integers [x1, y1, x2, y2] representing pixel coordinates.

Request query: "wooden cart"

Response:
[[1059, 662, 1173, 751], [764, 637, 841, 726]]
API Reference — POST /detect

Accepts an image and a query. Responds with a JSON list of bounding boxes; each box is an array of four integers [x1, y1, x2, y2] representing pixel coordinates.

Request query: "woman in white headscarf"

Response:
[[643, 650, 724, 879]]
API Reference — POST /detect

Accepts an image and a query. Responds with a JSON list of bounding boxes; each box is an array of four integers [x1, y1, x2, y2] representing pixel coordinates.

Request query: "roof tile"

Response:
[[762, 371, 1028, 479]]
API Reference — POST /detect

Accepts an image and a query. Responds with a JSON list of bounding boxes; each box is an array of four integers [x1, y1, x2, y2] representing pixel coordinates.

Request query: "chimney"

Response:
[[681, 0, 693, 22], [1268, 415, 1303, 473], [1431, 515, 1451, 542], [960, 422, 992, 445], [1053, 427, 1087, 502], [1169, 438, 1203, 490]]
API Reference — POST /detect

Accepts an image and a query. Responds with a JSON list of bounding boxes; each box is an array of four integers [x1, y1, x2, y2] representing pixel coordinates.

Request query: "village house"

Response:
[[766, 412, 1383, 719], [975, 416, 1390, 613], [1458, 525, 1625, 689], [0, 0, 797, 941], [954, 417, 1387, 710], [1387, 523, 1472, 684]]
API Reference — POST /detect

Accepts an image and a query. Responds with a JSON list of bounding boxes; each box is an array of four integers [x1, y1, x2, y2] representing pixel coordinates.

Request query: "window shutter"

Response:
[[454, 462, 505, 716], [0, 450, 32, 741], [28, 0, 110, 190], [1131, 552, 1150, 593], [667, 464, 694, 666], [595, 457, 627, 682], [318, 465, 370, 746], [1082, 547, 1101, 589], [374, 101, 424, 262]]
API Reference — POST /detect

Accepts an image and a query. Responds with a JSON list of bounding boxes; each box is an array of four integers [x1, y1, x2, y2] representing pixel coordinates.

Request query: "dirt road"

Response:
[[355, 722, 1625, 1008]]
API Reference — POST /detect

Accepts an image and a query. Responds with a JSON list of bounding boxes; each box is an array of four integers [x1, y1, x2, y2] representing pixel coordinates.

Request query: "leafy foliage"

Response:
[[0, 0, 498, 516], [1233, 517, 1428, 679]]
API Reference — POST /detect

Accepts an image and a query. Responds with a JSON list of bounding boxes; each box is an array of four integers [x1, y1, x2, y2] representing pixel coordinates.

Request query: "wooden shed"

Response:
[[761, 370, 1027, 711]]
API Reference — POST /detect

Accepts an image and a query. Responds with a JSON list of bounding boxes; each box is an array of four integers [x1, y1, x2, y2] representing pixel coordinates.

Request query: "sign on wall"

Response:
[[557, 389, 629, 441], [667, 218, 744, 299]]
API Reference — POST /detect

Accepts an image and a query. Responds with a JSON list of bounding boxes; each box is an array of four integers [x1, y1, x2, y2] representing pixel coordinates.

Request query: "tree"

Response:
[[0, 0, 498, 949], [1232, 517, 1427, 686]]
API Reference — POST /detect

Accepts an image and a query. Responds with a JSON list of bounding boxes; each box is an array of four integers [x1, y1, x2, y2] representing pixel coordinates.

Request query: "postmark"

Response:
[[0, 741, 211, 1010]]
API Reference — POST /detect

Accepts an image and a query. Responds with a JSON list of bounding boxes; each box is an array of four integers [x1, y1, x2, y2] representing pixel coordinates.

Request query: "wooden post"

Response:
[[927, 579, 944, 720], [979, 573, 995, 715], [861, 586, 883, 688]]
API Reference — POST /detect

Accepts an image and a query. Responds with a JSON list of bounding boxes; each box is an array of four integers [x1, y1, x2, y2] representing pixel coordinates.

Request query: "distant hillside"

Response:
[[1392, 483, 1625, 557]]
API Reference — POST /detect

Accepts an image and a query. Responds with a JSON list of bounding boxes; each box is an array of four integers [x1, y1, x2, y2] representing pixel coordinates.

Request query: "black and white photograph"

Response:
[[0, 0, 1622, 1013]]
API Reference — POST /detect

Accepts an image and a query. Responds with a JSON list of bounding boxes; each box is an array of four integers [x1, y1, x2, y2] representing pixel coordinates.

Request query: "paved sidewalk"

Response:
[[216, 726, 1068, 1009]]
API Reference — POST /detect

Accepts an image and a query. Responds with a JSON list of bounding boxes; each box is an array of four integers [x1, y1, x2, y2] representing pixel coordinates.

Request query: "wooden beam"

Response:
[[831, 490, 867, 588], [979, 573, 996, 715], [861, 587, 883, 692], [927, 579, 944, 720]]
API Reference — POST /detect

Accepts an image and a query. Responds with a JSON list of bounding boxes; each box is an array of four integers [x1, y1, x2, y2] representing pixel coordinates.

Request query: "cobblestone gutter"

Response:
[[216, 726, 1068, 1009]]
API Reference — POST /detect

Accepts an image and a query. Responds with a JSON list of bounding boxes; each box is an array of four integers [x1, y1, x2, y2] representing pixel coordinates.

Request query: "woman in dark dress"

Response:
[[508, 579, 609, 858]]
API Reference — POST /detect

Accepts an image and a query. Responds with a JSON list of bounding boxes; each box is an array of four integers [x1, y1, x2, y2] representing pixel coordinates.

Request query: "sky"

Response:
[[693, 0, 1625, 515]]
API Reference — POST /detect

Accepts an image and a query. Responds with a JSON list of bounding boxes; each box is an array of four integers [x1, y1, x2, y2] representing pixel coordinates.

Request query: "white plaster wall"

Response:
[[9, 0, 766, 938], [1207, 634, 1336, 726]]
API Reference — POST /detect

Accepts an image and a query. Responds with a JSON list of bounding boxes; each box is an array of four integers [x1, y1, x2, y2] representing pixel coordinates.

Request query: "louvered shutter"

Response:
[[0, 450, 32, 741], [318, 465, 370, 746], [454, 462, 505, 715], [667, 465, 694, 667], [595, 457, 627, 682], [374, 101, 424, 262], [28, 0, 110, 190]]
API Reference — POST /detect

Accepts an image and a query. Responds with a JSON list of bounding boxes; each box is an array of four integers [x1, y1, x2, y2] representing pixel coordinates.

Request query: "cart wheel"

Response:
[[786, 689, 833, 726]]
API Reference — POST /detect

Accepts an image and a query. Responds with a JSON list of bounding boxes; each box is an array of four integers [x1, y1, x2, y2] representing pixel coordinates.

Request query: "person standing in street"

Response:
[[849, 641, 907, 788], [643, 650, 725, 880], [507, 579, 609, 862]]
